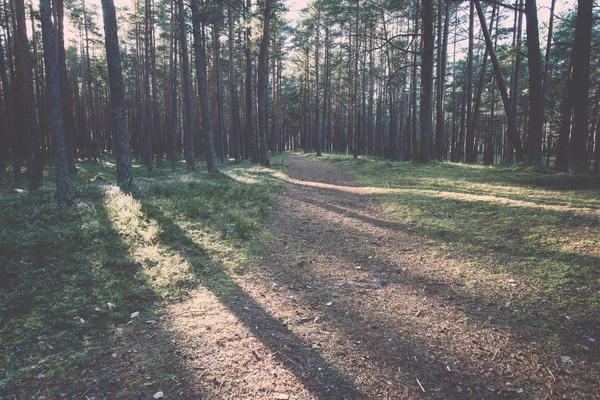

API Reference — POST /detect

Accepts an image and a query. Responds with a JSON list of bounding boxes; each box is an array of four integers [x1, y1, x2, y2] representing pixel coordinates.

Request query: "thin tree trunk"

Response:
[[464, 0, 475, 163], [228, 0, 241, 161], [434, 0, 449, 161], [15, 0, 40, 189], [191, 0, 217, 172], [474, 0, 524, 162], [179, 0, 195, 170], [418, 0, 433, 162], [245, 0, 258, 163], [257, 0, 271, 167]]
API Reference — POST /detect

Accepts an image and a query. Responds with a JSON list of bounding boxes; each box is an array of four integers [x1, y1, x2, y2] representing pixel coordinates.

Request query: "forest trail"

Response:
[[160, 154, 598, 399]]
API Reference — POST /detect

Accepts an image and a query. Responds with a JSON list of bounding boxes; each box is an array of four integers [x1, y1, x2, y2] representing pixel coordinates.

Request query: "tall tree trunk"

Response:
[[434, 0, 449, 161], [257, 0, 271, 167], [150, 0, 161, 169], [464, 0, 475, 163], [15, 0, 40, 189], [101, 0, 133, 187], [474, 0, 524, 162], [54, 0, 76, 173], [191, 0, 218, 172], [213, 24, 226, 162], [169, 2, 178, 170], [179, 0, 195, 170], [471, 4, 497, 162], [568, 0, 593, 172], [228, 0, 241, 161], [0, 37, 12, 181], [525, 0, 544, 165], [418, 0, 433, 162], [322, 26, 331, 155], [509, 0, 524, 163], [245, 0, 258, 163], [40, 0, 71, 205]]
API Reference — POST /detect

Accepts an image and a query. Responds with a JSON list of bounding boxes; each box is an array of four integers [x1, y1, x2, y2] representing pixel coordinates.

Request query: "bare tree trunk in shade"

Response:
[[568, 0, 593, 172], [525, 0, 544, 165], [434, 0, 449, 161], [228, 0, 241, 161], [213, 23, 226, 162], [15, 0, 41, 189], [322, 25, 330, 156], [191, 0, 217, 172], [509, 0, 523, 163], [315, 7, 322, 156], [257, 0, 271, 167], [150, 0, 161, 169], [178, 0, 195, 171], [0, 38, 12, 181], [471, 4, 496, 163], [555, 56, 573, 171], [101, 0, 133, 187], [245, 0, 258, 163], [464, 0, 475, 163], [169, 4, 179, 170], [418, 0, 433, 162], [474, 0, 524, 162], [53, 0, 76, 173], [543, 0, 556, 166], [40, 0, 71, 205]]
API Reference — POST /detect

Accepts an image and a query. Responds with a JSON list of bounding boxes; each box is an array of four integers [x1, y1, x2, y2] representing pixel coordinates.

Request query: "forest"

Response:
[[1, 0, 600, 398]]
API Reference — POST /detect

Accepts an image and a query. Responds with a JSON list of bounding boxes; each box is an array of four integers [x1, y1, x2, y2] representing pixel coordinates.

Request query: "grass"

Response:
[[312, 153, 600, 336], [0, 155, 285, 395]]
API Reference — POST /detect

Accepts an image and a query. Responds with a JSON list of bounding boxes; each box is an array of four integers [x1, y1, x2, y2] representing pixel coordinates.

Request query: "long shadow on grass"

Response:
[[0, 186, 176, 398], [252, 167, 600, 397], [297, 191, 600, 269], [289, 190, 600, 358], [132, 191, 365, 399]]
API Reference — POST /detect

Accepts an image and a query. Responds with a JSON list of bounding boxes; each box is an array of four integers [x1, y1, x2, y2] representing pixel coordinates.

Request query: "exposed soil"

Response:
[[49, 154, 599, 399]]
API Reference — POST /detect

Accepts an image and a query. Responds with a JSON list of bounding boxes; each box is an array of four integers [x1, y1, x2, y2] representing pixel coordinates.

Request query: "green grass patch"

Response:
[[313, 153, 600, 327], [0, 155, 284, 394]]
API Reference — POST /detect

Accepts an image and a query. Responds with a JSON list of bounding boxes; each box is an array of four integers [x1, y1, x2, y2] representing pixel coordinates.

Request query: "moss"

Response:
[[0, 154, 285, 393]]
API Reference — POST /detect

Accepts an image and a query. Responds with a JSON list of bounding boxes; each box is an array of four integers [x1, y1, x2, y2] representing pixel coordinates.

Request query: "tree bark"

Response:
[[418, 0, 433, 162], [179, 0, 195, 170], [15, 0, 41, 189], [191, 0, 218, 172], [245, 0, 258, 163], [228, 0, 241, 161], [40, 0, 71, 205], [101, 0, 133, 187], [257, 0, 271, 167], [568, 0, 593, 172], [474, 0, 524, 162], [525, 0, 544, 165]]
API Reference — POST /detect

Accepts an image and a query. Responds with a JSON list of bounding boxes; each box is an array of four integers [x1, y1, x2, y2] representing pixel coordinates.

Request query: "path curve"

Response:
[[170, 154, 598, 399]]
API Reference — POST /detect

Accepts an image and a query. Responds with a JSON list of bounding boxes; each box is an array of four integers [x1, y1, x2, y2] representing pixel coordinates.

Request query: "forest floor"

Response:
[[1, 153, 600, 399]]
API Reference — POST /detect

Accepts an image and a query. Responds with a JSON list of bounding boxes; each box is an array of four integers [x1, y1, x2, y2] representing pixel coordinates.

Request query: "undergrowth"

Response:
[[314, 153, 600, 344], [0, 155, 284, 395]]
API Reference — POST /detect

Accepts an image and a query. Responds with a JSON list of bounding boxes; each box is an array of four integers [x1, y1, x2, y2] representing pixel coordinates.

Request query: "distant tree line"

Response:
[[0, 0, 598, 206]]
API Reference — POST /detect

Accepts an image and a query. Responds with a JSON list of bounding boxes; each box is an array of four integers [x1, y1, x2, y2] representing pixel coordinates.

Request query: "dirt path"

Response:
[[163, 154, 598, 399]]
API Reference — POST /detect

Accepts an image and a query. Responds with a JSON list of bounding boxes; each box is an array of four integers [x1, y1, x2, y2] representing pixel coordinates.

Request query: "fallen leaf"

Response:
[[153, 391, 164, 399], [131, 311, 140, 319], [326, 302, 333, 306]]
